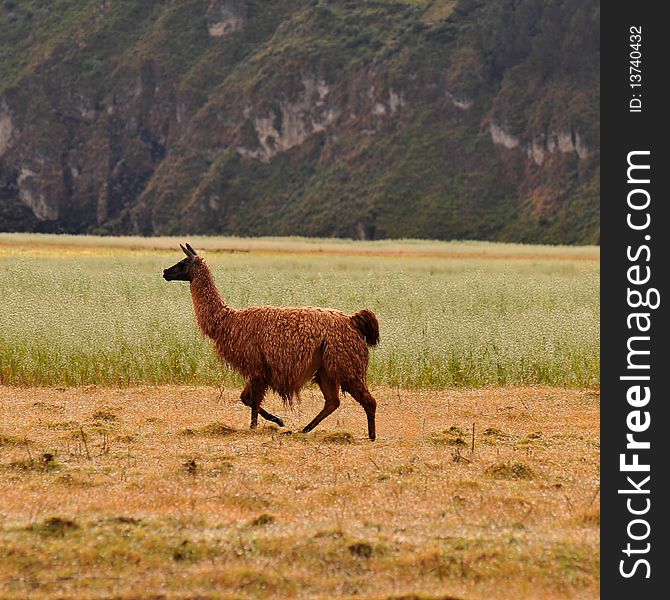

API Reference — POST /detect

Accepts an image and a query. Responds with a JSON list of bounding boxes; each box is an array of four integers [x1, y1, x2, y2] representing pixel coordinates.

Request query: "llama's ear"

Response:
[[180, 243, 190, 257], [185, 243, 198, 256]]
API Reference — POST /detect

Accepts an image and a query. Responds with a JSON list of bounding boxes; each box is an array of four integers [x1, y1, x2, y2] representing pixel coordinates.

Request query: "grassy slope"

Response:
[[0, 0, 599, 243]]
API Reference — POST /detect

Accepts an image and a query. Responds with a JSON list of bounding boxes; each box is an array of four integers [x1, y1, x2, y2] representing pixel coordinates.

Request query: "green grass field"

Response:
[[0, 234, 599, 389]]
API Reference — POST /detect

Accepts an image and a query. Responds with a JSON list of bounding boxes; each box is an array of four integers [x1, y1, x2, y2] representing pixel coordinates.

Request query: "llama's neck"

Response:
[[189, 262, 231, 340]]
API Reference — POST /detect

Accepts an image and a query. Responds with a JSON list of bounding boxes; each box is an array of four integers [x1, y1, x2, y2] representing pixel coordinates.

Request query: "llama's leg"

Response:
[[248, 381, 266, 429], [344, 381, 377, 441], [240, 381, 284, 427], [261, 408, 284, 427], [240, 381, 276, 428], [302, 370, 340, 434]]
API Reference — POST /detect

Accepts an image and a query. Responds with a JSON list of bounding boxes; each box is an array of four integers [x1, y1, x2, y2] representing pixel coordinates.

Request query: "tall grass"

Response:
[[0, 235, 599, 388]]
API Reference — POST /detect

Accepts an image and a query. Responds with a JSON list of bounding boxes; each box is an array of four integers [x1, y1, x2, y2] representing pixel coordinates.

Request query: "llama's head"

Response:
[[163, 243, 201, 281]]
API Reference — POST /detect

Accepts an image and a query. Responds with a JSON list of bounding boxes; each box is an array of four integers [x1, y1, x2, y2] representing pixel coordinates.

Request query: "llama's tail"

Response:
[[350, 309, 380, 347]]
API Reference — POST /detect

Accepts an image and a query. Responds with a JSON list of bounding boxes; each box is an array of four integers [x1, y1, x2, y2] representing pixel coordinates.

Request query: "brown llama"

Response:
[[163, 243, 380, 440]]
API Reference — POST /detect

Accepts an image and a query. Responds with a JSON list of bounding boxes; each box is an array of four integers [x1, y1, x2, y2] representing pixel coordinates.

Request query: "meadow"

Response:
[[0, 234, 600, 599], [0, 233, 600, 389]]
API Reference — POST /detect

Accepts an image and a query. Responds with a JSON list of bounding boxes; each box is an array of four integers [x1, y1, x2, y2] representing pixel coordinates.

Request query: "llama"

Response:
[[163, 243, 380, 440]]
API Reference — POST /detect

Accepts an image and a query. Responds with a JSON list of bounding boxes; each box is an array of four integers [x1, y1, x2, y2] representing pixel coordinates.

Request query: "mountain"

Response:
[[0, 0, 599, 243]]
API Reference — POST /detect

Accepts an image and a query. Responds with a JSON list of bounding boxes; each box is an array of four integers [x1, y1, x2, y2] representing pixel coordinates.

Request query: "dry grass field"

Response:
[[0, 233, 600, 260], [0, 384, 599, 599]]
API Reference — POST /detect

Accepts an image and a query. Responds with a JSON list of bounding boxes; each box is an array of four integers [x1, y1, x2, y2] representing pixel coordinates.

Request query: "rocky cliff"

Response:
[[0, 0, 599, 243]]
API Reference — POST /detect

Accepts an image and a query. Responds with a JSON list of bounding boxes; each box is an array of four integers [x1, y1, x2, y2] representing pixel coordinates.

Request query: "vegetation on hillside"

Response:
[[0, 0, 599, 243]]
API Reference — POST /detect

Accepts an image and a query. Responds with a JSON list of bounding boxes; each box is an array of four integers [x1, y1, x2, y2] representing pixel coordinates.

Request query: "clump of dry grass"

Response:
[[348, 541, 374, 558], [520, 430, 544, 445], [106, 516, 143, 526], [322, 431, 354, 444], [485, 462, 536, 480], [179, 422, 236, 437], [91, 409, 118, 422], [430, 425, 467, 446], [481, 426, 512, 441], [577, 509, 600, 527], [171, 540, 201, 562], [0, 433, 26, 447], [2, 451, 58, 473], [182, 458, 198, 475], [27, 517, 80, 537], [250, 513, 276, 527]]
